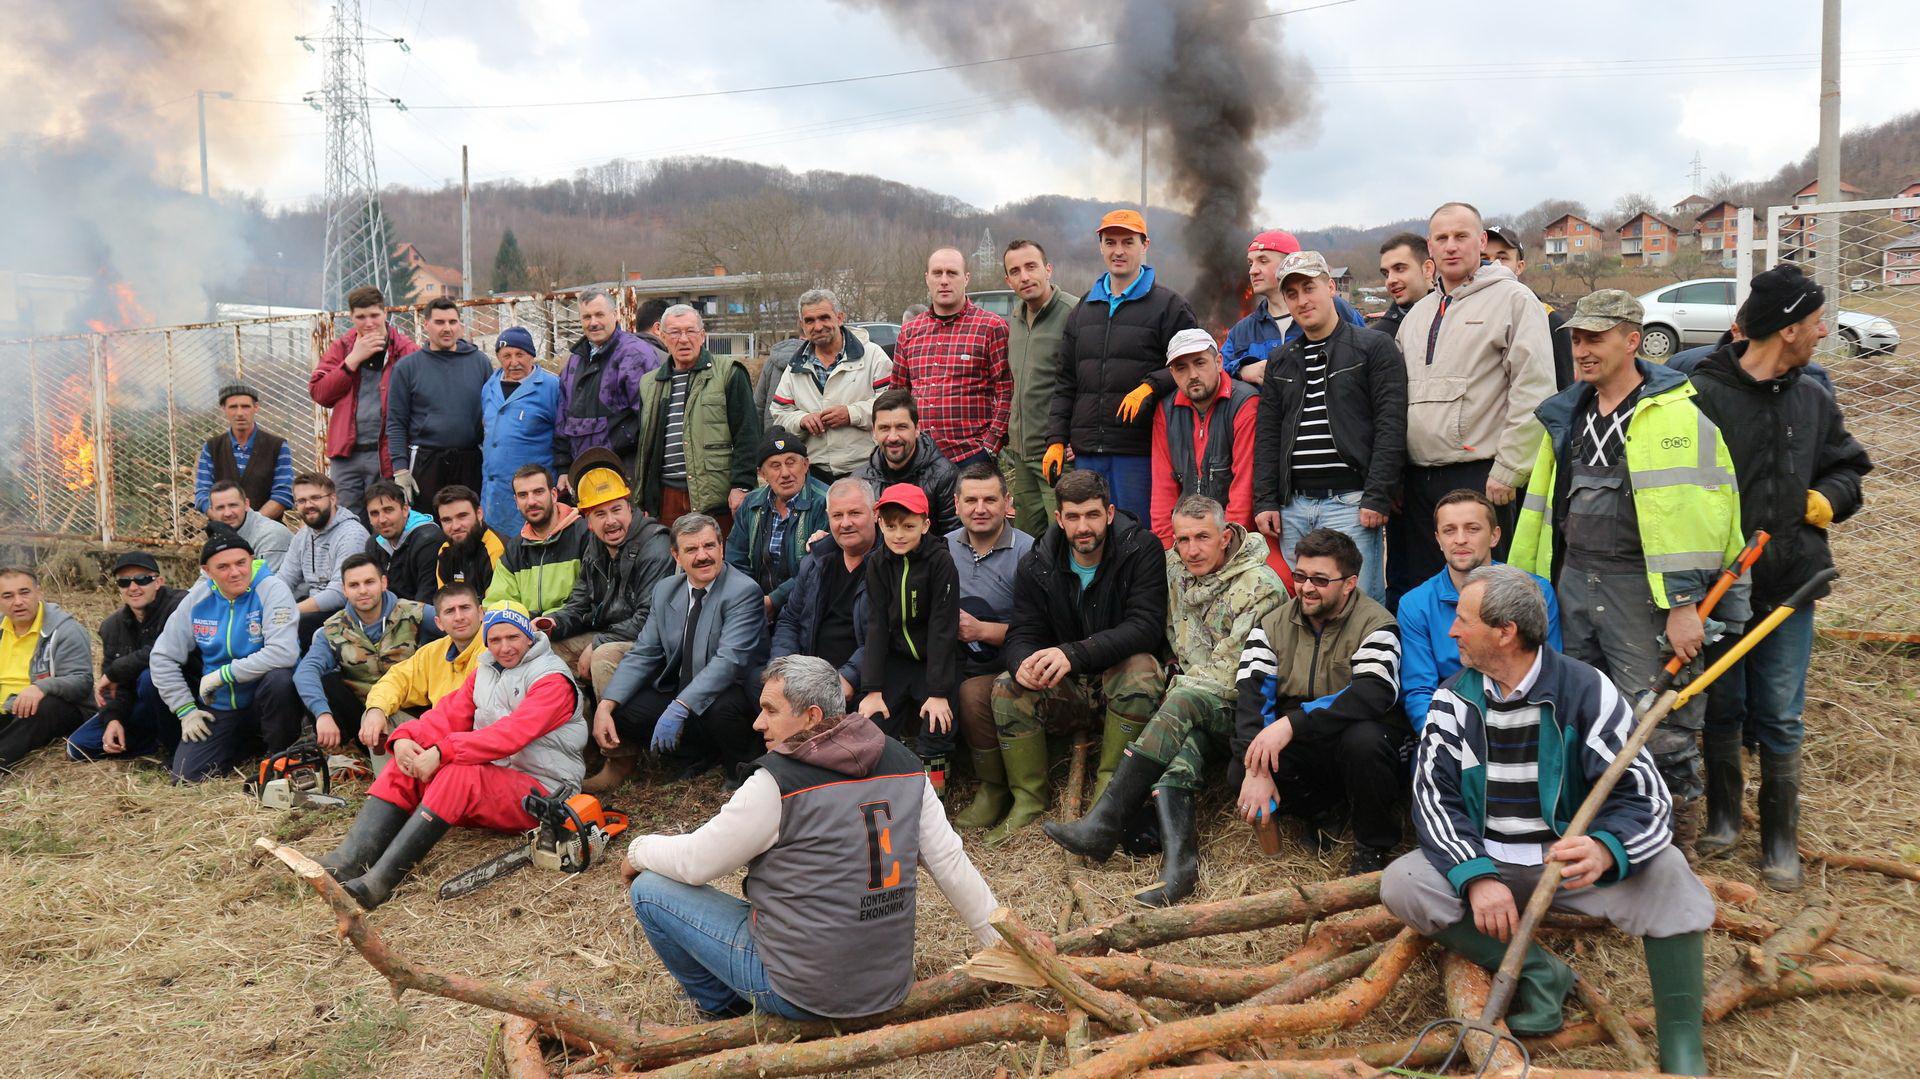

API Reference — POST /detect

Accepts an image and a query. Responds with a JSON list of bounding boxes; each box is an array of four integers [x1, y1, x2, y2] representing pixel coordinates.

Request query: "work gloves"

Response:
[[1042, 444, 1067, 485], [393, 469, 419, 504], [1804, 489, 1834, 529], [651, 699, 690, 754], [198, 667, 229, 701], [178, 709, 214, 743], [1116, 381, 1156, 423]]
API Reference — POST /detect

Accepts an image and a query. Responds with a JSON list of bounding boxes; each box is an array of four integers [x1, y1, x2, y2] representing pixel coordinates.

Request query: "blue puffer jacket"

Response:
[[1220, 295, 1367, 377], [480, 366, 563, 535]]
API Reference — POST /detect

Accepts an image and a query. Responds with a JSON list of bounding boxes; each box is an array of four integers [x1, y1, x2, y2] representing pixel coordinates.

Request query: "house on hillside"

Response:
[[1673, 193, 1713, 220], [1542, 213, 1602, 264], [1884, 233, 1920, 287], [1694, 201, 1743, 264], [394, 243, 463, 303], [1616, 212, 1682, 267], [1329, 266, 1354, 297], [1781, 178, 1868, 262], [1892, 181, 1920, 223]]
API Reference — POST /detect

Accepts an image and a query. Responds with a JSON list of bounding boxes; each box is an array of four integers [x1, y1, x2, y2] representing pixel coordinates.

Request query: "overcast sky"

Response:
[[156, 0, 1920, 228]]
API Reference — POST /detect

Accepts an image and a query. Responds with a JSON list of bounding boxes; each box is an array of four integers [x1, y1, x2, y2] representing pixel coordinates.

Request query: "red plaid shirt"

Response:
[[889, 301, 1012, 462]]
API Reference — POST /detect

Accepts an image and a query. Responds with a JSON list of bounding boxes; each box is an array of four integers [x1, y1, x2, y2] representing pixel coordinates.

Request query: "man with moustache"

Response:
[[591, 514, 770, 792], [538, 451, 675, 698], [767, 288, 893, 481], [890, 248, 1010, 470], [1001, 239, 1078, 535], [277, 472, 372, 642]]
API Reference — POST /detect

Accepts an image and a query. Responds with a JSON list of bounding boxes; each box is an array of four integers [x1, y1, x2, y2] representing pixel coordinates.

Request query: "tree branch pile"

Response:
[[255, 838, 1918, 1077]]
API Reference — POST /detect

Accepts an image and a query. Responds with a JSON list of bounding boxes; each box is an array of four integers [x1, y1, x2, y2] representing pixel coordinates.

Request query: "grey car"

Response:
[[1635, 277, 1899, 358]]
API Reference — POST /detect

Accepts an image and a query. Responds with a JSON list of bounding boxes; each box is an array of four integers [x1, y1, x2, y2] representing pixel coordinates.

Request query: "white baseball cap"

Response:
[[1165, 327, 1218, 365]]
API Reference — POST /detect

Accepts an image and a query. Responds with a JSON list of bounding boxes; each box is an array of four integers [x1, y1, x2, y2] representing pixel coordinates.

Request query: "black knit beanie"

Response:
[[1737, 263, 1825, 340]]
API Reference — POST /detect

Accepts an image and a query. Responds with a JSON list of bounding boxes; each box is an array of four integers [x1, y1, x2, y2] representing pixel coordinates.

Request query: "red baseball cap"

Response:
[[876, 483, 929, 515], [1248, 229, 1301, 255]]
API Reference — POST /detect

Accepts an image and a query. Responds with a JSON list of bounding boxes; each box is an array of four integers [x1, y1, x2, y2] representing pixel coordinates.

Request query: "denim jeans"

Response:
[[1702, 603, 1815, 755], [67, 670, 177, 760], [1075, 453, 1153, 523], [1281, 491, 1385, 601], [628, 872, 823, 1021]]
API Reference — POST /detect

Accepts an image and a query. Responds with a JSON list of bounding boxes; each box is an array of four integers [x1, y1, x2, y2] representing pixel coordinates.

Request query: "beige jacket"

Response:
[[1394, 262, 1556, 488]]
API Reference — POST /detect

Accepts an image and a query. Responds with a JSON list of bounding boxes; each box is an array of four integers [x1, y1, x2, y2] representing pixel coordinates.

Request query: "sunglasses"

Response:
[[1290, 571, 1355, 589], [115, 573, 158, 589]]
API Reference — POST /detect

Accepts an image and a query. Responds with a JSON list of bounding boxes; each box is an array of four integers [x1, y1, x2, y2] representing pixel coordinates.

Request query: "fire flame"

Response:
[[86, 281, 154, 334], [52, 375, 95, 491]]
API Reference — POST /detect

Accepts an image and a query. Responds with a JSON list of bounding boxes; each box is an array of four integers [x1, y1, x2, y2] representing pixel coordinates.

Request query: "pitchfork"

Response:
[[1387, 534, 1810, 1078]]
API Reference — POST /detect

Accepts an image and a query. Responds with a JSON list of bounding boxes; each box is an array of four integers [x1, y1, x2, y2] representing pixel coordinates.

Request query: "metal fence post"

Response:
[[163, 330, 183, 542], [89, 334, 113, 544]]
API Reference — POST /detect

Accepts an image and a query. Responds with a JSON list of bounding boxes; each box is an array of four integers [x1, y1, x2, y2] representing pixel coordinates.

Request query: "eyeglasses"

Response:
[[661, 329, 703, 339], [115, 574, 158, 589], [1290, 571, 1356, 589]]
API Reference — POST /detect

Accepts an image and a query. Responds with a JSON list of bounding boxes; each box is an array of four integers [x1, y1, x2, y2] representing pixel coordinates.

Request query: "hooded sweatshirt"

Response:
[[277, 508, 372, 613], [485, 504, 588, 616], [625, 712, 998, 1015], [384, 339, 493, 456], [7, 601, 94, 706], [860, 528, 960, 698], [235, 510, 293, 573], [1392, 261, 1557, 487], [366, 509, 446, 604]]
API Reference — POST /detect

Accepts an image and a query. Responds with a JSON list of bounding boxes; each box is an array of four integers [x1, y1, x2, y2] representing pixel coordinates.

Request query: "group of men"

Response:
[[0, 201, 1872, 1079]]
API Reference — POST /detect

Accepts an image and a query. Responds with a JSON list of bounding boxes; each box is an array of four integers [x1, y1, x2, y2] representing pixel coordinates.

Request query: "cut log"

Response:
[[1696, 875, 1759, 908], [991, 907, 1154, 1034], [1061, 873, 1382, 956], [1440, 950, 1525, 1071], [1239, 942, 1387, 1008], [1802, 849, 1920, 883], [1053, 928, 1428, 1079], [1571, 974, 1657, 1074], [501, 1016, 553, 1079], [628, 1003, 1068, 1079], [1704, 903, 1839, 1021]]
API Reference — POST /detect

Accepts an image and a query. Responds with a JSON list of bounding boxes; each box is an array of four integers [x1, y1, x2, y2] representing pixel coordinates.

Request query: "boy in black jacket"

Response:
[[859, 483, 960, 793], [67, 553, 189, 760]]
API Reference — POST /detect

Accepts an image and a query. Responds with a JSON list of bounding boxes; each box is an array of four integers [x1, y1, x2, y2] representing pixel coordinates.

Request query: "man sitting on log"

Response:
[[1042, 494, 1284, 906], [317, 603, 586, 910], [1381, 563, 1712, 1075], [356, 582, 486, 765], [620, 654, 997, 1021]]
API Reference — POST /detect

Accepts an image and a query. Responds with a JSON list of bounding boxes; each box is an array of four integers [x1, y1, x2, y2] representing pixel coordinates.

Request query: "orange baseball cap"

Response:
[[1096, 209, 1148, 237]]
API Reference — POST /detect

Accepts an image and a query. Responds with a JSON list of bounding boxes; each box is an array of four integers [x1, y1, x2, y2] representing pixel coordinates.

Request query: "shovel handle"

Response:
[[1659, 530, 1769, 681], [1482, 564, 1835, 1024]]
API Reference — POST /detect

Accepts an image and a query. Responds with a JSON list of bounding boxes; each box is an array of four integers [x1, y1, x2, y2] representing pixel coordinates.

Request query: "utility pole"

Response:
[[302, 1, 408, 310], [461, 145, 472, 300], [196, 90, 232, 197], [1816, 0, 1843, 302]]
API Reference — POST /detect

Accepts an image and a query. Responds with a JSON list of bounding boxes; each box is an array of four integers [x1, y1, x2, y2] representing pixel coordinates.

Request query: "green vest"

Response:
[[320, 598, 428, 699], [1510, 379, 1743, 609], [637, 349, 740, 515]]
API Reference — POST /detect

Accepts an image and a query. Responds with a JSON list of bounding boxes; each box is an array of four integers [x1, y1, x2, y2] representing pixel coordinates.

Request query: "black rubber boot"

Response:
[[1758, 748, 1803, 892], [341, 807, 450, 910], [1134, 787, 1197, 907], [318, 796, 409, 882], [1695, 730, 1744, 860], [1644, 931, 1709, 1076], [1042, 747, 1168, 864]]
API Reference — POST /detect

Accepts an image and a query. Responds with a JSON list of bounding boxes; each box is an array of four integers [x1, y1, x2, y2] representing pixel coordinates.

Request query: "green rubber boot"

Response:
[[1644, 932, 1708, 1076], [952, 747, 1011, 830], [1431, 919, 1574, 1036], [1090, 718, 1145, 804], [983, 733, 1049, 847]]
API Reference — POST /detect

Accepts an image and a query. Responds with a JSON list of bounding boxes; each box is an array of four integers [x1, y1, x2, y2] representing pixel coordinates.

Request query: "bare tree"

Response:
[[1566, 253, 1623, 292], [1659, 247, 1710, 283], [1610, 192, 1659, 223]]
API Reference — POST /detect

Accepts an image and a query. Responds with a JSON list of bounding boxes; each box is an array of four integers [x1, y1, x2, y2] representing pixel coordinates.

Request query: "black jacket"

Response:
[[436, 528, 502, 598], [1046, 279, 1199, 457], [1254, 319, 1409, 517], [1687, 343, 1871, 608], [1371, 303, 1411, 342], [98, 585, 186, 688], [366, 521, 445, 604], [548, 516, 675, 643], [1003, 510, 1168, 676], [771, 535, 869, 688], [1546, 306, 1575, 392], [857, 433, 960, 538], [862, 531, 959, 697]]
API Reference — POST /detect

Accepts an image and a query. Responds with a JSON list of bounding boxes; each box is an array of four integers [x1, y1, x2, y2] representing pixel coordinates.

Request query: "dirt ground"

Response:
[[1, 588, 1916, 1077]]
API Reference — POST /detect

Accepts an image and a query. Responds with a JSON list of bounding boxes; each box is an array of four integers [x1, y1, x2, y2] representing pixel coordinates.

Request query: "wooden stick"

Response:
[[1704, 903, 1840, 1021], [1571, 974, 1657, 1074], [1239, 942, 1386, 1008], [1441, 950, 1525, 1071], [500, 1016, 553, 1079], [1061, 736, 1094, 933], [991, 907, 1154, 1034], [255, 838, 653, 1055], [1053, 929, 1428, 1079], [1062, 872, 1382, 955], [1802, 849, 1920, 883], [1697, 875, 1759, 909], [1067, 1008, 1093, 1064], [630, 1003, 1067, 1079]]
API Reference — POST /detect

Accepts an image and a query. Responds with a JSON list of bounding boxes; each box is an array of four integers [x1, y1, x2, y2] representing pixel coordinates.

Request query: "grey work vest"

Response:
[[1160, 381, 1256, 506], [744, 738, 928, 1017]]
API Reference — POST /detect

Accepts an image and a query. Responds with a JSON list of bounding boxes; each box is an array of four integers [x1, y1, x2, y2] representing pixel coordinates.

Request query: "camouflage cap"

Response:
[[1564, 289, 1644, 332], [1277, 250, 1332, 283]]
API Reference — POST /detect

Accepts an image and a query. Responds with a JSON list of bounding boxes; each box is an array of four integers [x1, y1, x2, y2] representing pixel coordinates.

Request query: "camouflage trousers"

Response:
[[1130, 683, 1235, 794], [990, 653, 1164, 742]]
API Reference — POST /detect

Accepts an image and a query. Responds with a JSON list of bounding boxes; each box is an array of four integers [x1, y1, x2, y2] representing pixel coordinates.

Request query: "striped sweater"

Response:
[[1412, 646, 1672, 896], [1231, 590, 1403, 772]]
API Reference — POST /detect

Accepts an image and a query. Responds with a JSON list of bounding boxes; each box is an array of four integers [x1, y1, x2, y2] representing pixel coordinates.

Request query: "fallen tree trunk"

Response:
[[992, 907, 1154, 1034], [1440, 951, 1525, 1072], [1061, 873, 1382, 956], [1054, 929, 1428, 1079], [626, 1003, 1068, 1079]]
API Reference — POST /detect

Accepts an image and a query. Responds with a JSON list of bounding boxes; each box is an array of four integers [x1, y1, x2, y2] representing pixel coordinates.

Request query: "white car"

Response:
[[1635, 277, 1899, 358]]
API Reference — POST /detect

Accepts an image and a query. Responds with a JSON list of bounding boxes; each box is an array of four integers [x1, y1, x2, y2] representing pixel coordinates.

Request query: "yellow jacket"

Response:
[[363, 632, 484, 715]]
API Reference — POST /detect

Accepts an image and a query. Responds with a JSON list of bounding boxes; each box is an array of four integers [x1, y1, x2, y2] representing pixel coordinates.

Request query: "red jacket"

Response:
[[309, 326, 421, 471], [1150, 378, 1293, 585], [387, 667, 576, 768]]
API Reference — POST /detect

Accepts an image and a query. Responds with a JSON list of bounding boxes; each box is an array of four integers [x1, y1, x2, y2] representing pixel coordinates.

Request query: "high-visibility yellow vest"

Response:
[[1510, 373, 1743, 610]]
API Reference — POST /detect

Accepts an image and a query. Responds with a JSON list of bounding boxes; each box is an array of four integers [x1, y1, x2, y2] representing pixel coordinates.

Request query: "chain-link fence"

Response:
[[1756, 196, 1920, 641]]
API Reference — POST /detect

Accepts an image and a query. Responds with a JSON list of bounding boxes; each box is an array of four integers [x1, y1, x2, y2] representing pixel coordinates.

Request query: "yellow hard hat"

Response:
[[570, 448, 632, 511]]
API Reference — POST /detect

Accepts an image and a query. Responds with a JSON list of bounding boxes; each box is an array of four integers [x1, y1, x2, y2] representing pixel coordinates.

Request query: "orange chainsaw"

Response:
[[437, 785, 628, 900]]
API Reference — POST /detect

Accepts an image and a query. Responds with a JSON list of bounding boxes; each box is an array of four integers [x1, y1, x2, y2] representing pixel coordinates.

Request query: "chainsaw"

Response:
[[437, 786, 629, 900], [248, 740, 348, 810]]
